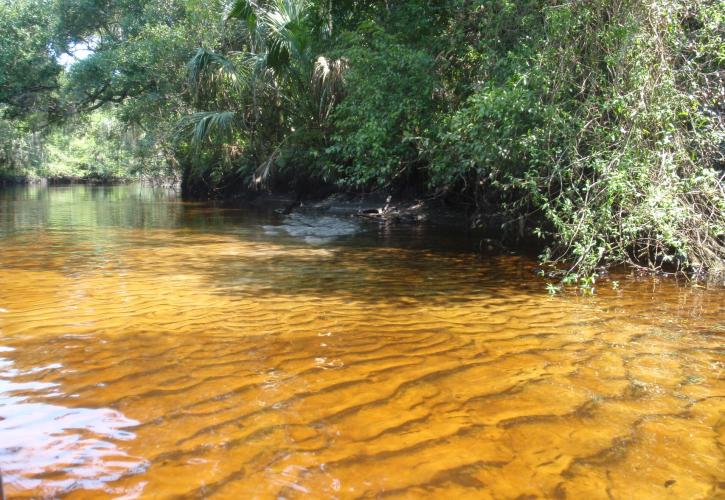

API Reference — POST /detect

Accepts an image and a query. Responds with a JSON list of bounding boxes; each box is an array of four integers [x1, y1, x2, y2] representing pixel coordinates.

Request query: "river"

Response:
[[0, 184, 722, 498]]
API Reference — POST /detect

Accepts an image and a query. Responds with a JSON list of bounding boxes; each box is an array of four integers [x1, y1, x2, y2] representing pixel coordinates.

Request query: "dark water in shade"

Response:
[[0, 184, 722, 499]]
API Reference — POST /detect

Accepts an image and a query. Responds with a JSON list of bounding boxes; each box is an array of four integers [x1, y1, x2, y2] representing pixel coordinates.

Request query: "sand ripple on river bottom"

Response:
[[0, 230, 723, 498]]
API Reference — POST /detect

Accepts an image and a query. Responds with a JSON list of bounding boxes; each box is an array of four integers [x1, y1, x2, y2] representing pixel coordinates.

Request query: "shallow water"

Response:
[[0, 184, 722, 499]]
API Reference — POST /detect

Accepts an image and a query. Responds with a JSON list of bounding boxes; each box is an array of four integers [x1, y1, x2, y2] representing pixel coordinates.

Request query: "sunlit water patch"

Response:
[[0, 184, 722, 498], [0, 346, 145, 497]]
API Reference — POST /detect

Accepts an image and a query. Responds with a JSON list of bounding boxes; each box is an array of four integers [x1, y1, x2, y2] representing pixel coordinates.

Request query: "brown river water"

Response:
[[0, 184, 722, 499]]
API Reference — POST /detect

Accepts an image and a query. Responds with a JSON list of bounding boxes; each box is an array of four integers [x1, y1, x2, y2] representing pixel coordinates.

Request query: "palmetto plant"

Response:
[[181, 0, 346, 187]]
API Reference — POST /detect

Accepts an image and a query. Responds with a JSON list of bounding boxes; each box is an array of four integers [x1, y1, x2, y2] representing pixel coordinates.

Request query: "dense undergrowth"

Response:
[[1, 0, 722, 278]]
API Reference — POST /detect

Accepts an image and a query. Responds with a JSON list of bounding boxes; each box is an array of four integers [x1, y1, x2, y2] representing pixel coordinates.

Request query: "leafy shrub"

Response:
[[328, 24, 436, 188], [432, 0, 724, 277]]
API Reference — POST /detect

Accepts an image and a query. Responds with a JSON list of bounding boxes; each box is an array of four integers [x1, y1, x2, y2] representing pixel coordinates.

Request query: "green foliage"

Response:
[[0, 0, 61, 118], [42, 111, 160, 180], [328, 26, 436, 187], [0, 110, 155, 182], [1, 0, 227, 182], [179, 0, 347, 194], [432, 0, 724, 277], [0, 115, 45, 181]]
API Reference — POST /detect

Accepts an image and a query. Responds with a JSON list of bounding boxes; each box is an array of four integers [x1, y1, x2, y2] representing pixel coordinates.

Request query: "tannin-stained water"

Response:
[[0, 184, 722, 499]]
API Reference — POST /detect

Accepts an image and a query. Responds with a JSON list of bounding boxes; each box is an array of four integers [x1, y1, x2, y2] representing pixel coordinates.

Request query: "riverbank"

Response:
[[0, 175, 129, 186], [0, 175, 179, 188], [228, 189, 529, 256], [2, 178, 721, 285], [234, 189, 723, 286]]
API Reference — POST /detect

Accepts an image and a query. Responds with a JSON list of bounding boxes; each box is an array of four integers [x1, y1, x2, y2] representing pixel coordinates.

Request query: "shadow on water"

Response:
[[1, 184, 723, 312], [0, 183, 529, 304]]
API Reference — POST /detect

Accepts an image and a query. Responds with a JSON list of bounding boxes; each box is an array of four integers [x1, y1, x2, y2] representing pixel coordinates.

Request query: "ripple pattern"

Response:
[[0, 185, 723, 499]]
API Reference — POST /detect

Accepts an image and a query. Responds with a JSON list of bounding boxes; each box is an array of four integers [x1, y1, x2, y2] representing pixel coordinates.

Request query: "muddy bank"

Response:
[[239, 192, 471, 228], [236, 191, 520, 255]]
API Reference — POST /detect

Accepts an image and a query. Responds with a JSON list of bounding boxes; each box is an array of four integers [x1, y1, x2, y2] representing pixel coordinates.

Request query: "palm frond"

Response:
[[188, 48, 246, 94], [266, 37, 291, 72], [227, 0, 257, 30], [179, 111, 237, 150], [258, 0, 311, 73], [312, 55, 346, 90], [312, 55, 347, 119]]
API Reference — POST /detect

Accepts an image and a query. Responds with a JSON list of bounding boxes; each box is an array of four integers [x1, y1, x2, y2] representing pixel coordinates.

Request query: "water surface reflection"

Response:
[[0, 345, 144, 497]]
